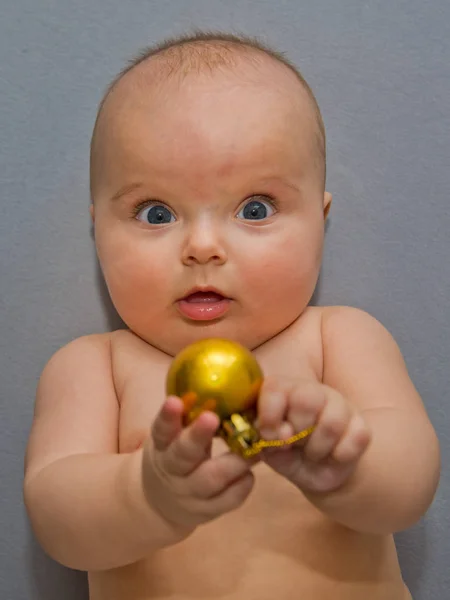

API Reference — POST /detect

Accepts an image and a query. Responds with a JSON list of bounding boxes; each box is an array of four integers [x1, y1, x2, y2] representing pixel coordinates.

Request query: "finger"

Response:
[[302, 389, 351, 462], [286, 381, 327, 434], [188, 451, 253, 499], [162, 411, 220, 476], [151, 396, 185, 451], [332, 414, 371, 463], [271, 420, 297, 451], [257, 378, 289, 439]]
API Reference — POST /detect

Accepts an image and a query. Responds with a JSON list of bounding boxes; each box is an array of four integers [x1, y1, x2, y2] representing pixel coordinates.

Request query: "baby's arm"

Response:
[[308, 306, 440, 533], [23, 335, 189, 571], [24, 334, 253, 571]]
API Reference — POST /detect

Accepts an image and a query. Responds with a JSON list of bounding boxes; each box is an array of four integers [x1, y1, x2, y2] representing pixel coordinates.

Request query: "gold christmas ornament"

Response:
[[166, 338, 314, 458]]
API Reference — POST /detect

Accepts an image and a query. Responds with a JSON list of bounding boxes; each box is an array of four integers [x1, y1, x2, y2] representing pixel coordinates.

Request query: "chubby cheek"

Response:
[[97, 236, 173, 317], [241, 228, 323, 310]]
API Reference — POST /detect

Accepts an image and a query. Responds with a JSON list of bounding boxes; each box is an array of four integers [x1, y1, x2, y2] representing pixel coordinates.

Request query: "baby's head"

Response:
[[90, 32, 331, 355]]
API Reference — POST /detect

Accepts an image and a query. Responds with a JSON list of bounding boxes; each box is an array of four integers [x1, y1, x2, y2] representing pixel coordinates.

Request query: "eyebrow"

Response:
[[110, 182, 144, 202], [109, 176, 301, 202], [259, 177, 301, 194]]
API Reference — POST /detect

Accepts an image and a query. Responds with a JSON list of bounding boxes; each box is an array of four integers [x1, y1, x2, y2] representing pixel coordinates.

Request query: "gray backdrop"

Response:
[[1, 1, 449, 598]]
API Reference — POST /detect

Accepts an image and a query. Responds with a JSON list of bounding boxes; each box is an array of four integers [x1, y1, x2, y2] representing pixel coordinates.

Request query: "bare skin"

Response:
[[24, 310, 431, 599], [24, 48, 439, 599]]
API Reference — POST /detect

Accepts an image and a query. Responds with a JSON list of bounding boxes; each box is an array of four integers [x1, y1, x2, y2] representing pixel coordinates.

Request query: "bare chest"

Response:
[[92, 325, 408, 600]]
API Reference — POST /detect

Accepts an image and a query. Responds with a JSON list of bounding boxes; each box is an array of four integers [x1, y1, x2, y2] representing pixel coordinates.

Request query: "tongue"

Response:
[[185, 292, 224, 303]]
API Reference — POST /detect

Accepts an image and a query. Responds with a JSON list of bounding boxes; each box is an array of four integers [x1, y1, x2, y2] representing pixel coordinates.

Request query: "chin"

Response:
[[123, 306, 305, 355]]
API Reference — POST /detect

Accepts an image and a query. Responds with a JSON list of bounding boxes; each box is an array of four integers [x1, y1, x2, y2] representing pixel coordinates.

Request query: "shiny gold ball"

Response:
[[166, 338, 263, 424]]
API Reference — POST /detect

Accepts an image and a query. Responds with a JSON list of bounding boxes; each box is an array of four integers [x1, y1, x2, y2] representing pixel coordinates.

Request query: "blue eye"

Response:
[[236, 197, 275, 221], [136, 204, 175, 225]]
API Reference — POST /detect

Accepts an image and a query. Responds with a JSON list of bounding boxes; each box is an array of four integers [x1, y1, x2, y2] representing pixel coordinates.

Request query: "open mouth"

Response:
[[177, 290, 231, 321]]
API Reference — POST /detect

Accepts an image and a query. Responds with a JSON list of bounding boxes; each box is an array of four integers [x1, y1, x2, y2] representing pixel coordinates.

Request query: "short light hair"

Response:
[[90, 30, 326, 196]]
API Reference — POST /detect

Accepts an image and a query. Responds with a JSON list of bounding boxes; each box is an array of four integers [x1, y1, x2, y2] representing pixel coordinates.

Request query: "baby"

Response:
[[24, 32, 440, 600]]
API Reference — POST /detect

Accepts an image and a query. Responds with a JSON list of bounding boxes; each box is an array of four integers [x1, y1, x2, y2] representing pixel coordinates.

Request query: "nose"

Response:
[[181, 219, 227, 266]]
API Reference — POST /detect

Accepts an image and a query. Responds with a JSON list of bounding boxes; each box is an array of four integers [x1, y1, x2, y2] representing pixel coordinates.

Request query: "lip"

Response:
[[177, 286, 230, 301], [177, 287, 231, 321]]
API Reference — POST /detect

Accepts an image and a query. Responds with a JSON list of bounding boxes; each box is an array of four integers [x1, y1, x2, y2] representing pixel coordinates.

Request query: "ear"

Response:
[[89, 203, 95, 223], [323, 191, 332, 218]]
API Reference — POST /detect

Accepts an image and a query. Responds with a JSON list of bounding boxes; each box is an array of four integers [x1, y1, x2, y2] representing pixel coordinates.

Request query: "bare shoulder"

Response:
[[36, 333, 115, 405], [320, 305, 399, 352], [319, 305, 424, 412], [25, 333, 119, 479], [41, 332, 112, 372]]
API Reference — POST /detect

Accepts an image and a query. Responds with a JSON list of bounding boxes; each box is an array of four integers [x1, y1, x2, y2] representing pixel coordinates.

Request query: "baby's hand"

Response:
[[141, 396, 255, 531], [257, 379, 371, 493]]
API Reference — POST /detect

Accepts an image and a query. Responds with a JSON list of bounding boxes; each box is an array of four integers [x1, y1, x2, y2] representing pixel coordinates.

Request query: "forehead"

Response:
[[102, 52, 315, 132], [92, 56, 320, 189]]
